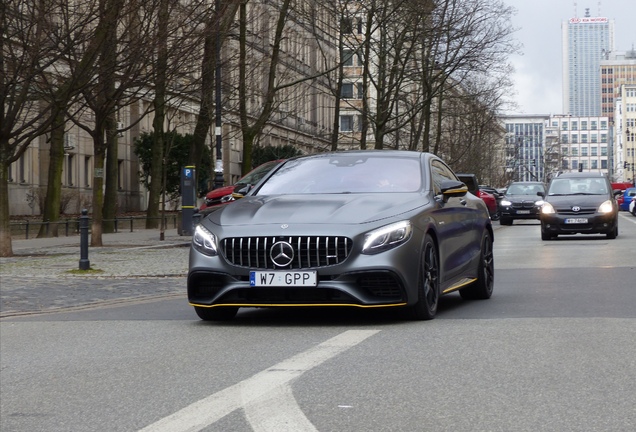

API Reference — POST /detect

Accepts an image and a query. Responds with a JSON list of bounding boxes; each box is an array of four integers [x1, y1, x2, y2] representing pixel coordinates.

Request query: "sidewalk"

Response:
[[1, 229, 192, 278], [1, 229, 193, 317]]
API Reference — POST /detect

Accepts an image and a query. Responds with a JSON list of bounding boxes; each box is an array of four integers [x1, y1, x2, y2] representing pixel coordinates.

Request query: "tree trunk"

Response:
[[103, 113, 119, 233], [147, 0, 169, 229], [91, 137, 106, 247], [0, 142, 13, 257], [37, 111, 65, 238]]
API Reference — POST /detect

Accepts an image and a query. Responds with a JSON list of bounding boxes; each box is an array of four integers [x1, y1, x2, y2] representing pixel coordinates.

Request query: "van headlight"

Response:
[[541, 202, 555, 214], [362, 221, 412, 254], [598, 200, 614, 214], [192, 225, 218, 256]]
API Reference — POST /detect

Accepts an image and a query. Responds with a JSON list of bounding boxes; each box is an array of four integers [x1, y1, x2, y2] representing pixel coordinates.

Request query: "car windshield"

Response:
[[549, 178, 608, 195], [506, 183, 544, 195], [235, 161, 280, 186], [256, 155, 422, 194]]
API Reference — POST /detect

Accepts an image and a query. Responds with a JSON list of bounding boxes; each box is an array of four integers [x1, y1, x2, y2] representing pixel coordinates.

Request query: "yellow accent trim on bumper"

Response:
[[182, 206, 195, 209], [190, 302, 407, 309]]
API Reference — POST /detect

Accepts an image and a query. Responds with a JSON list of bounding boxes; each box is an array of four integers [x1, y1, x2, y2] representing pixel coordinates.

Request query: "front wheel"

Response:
[[409, 234, 439, 320], [194, 306, 239, 321], [460, 231, 494, 300], [606, 225, 618, 239]]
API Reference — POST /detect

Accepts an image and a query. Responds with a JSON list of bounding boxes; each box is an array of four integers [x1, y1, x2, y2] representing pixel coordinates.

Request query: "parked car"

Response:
[[619, 187, 636, 212], [498, 181, 546, 225], [189, 151, 494, 321], [199, 160, 282, 210], [630, 198, 636, 216], [539, 171, 620, 240], [456, 174, 498, 220]]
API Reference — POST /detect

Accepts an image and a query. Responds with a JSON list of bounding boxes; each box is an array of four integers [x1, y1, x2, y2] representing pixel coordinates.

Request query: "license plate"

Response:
[[565, 218, 588, 224], [516, 210, 531, 214], [250, 271, 317, 287]]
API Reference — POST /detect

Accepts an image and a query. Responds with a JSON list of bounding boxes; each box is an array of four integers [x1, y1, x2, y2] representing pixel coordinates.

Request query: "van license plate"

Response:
[[250, 271, 317, 287], [565, 218, 588, 224]]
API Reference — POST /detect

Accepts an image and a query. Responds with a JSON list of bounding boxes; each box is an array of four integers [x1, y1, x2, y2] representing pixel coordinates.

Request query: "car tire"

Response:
[[194, 306, 239, 321], [606, 225, 618, 240], [460, 231, 494, 300], [409, 234, 439, 320], [500, 217, 512, 226], [541, 227, 552, 240]]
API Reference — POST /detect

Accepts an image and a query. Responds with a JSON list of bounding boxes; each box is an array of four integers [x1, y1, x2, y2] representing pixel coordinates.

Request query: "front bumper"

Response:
[[540, 212, 617, 235]]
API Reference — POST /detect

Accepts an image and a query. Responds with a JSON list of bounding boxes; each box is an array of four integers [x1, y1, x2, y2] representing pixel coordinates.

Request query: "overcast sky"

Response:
[[503, 0, 635, 115]]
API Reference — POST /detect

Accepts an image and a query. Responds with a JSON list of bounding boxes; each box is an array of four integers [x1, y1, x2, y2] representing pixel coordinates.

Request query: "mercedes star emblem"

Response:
[[270, 241, 294, 267]]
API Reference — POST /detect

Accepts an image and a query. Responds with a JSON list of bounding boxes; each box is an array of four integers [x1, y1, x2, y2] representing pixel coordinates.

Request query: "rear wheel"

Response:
[[460, 231, 494, 300], [409, 234, 439, 320], [194, 306, 239, 321]]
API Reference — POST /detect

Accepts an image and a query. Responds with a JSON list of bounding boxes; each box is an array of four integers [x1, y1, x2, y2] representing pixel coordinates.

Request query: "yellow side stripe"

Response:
[[190, 302, 408, 309]]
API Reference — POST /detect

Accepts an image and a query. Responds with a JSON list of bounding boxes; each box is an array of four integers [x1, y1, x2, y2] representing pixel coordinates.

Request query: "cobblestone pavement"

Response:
[[0, 229, 191, 318]]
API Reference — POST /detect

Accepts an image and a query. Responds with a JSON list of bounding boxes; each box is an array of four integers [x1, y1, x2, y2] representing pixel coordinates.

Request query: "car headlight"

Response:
[[500, 199, 511, 206], [535, 200, 545, 207], [362, 221, 412, 254], [598, 200, 614, 214], [192, 224, 218, 256], [541, 202, 555, 214]]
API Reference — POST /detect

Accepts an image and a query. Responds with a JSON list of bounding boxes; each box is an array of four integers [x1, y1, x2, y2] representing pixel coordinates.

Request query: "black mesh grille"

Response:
[[557, 207, 596, 215], [221, 236, 352, 269], [512, 200, 536, 209]]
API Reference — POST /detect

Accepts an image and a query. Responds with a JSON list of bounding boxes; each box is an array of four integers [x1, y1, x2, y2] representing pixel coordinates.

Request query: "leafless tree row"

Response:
[[1, 0, 519, 256]]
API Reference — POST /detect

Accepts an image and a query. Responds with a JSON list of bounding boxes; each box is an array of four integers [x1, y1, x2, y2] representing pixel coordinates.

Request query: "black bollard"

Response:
[[79, 209, 90, 270]]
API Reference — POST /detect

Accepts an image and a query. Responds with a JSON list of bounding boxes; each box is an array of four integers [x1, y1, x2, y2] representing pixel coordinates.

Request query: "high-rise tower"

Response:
[[562, 8, 615, 116]]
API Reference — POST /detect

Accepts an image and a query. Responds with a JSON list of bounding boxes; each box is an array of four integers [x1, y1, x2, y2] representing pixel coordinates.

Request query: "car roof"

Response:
[[556, 171, 607, 179]]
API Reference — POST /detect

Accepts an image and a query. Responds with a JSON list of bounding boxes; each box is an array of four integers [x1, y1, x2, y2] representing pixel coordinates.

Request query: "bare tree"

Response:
[[0, 0, 120, 256]]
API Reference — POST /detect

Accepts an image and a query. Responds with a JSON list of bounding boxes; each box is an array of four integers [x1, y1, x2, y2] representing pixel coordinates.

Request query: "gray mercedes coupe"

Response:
[[188, 150, 494, 321]]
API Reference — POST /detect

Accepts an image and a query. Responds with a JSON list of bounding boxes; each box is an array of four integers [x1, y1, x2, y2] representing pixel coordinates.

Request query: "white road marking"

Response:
[[244, 383, 318, 432], [138, 330, 380, 432]]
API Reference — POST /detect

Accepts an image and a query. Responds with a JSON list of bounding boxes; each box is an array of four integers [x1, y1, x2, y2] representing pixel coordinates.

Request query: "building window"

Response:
[[601, 121, 608, 129], [571, 147, 578, 156], [341, 83, 354, 99], [572, 135, 578, 144], [581, 147, 588, 156], [84, 156, 91, 187], [340, 115, 354, 132], [591, 160, 598, 169], [571, 121, 578, 131], [66, 154, 74, 186], [601, 146, 608, 156], [591, 146, 598, 156], [342, 50, 354, 66], [601, 134, 607, 143], [19, 155, 25, 183], [118, 160, 124, 190], [601, 160, 608, 169], [591, 134, 598, 143], [581, 121, 587, 130], [562, 122, 568, 130], [561, 146, 568, 155]]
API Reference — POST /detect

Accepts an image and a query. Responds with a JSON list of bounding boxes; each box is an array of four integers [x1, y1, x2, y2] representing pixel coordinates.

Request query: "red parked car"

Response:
[[478, 189, 498, 219], [199, 160, 282, 210]]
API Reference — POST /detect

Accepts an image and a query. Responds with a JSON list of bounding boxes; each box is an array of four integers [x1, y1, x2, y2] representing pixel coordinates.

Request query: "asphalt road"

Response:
[[2, 214, 635, 432]]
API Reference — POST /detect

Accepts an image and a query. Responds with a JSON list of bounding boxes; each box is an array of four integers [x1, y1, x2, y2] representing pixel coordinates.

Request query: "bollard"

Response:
[[79, 209, 90, 270]]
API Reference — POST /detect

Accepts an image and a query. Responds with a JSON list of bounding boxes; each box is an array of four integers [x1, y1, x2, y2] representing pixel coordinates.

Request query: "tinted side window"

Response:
[[431, 160, 457, 194]]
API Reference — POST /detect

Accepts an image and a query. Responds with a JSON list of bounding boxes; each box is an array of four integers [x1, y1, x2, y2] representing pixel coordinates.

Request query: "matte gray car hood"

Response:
[[205, 193, 428, 227]]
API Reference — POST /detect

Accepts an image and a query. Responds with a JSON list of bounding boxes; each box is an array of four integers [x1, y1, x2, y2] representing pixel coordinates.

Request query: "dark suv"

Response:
[[499, 181, 546, 225], [539, 172, 620, 240]]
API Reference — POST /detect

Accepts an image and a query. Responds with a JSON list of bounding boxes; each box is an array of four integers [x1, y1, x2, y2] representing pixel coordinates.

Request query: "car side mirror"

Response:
[[439, 180, 468, 201], [537, 191, 545, 198]]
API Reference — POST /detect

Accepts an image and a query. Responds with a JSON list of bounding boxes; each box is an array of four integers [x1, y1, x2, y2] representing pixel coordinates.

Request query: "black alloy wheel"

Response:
[[194, 306, 239, 321], [410, 234, 439, 320], [460, 231, 494, 300]]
